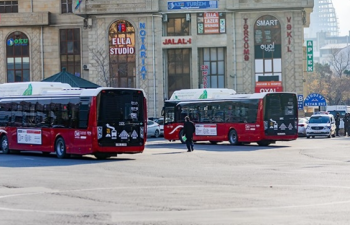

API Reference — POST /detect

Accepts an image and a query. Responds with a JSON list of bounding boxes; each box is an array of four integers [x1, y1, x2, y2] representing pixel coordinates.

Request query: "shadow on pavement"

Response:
[[0, 150, 135, 168], [146, 140, 291, 153]]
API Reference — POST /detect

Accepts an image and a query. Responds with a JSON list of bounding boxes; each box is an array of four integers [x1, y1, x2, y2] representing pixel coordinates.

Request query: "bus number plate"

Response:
[[115, 143, 127, 146]]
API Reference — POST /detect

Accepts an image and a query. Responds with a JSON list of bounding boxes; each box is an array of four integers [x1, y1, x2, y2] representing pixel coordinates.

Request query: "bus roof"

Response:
[[0, 82, 147, 98], [0, 82, 78, 97], [175, 92, 297, 105], [169, 88, 236, 101]]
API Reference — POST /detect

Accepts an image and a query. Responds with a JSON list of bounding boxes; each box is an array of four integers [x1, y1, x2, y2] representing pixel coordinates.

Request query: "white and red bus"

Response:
[[0, 82, 147, 159], [163, 92, 298, 146]]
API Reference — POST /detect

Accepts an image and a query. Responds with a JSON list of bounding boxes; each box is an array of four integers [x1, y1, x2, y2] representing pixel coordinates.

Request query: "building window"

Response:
[[60, 29, 81, 76], [6, 32, 30, 82], [167, 49, 191, 98], [166, 16, 190, 36], [109, 20, 136, 88], [199, 47, 225, 88], [61, 0, 72, 13], [0, 1, 18, 13]]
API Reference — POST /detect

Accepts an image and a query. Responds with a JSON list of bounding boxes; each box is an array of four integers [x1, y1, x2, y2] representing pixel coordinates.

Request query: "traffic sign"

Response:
[[297, 94, 304, 110]]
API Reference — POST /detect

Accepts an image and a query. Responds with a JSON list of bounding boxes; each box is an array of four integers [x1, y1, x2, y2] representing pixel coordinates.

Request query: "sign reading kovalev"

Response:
[[304, 93, 327, 107]]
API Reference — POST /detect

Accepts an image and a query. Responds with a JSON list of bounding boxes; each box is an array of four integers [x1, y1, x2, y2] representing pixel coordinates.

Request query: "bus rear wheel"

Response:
[[55, 137, 68, 159], [1, 135, 10, 154], [228, 130, 238, 145]]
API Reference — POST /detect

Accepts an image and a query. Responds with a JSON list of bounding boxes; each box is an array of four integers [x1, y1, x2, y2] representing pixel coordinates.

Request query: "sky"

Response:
[[332, 0, 350, 36]]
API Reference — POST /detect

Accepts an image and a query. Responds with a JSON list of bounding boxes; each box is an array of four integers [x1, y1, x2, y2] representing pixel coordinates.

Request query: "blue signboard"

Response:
[[304, 93, 327, 107], [298, 94, 304, 110], [168, 1, 218, 10]]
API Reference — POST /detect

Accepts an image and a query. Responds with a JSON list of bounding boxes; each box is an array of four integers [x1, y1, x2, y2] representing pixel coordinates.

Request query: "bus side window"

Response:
[[0, 102, 11, 126], [79, 97, 91, 129]]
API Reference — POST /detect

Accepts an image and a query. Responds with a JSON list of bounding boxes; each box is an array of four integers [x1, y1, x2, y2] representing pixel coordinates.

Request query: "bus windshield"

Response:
[[263, 93, 297, 136], [97, 90, 144, 124]]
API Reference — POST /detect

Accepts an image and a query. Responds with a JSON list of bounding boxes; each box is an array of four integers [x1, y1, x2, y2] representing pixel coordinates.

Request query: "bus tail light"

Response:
[[140, 127, 144, 139]]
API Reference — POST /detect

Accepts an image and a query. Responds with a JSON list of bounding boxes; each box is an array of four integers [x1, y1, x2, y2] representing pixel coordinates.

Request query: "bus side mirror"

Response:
[[161, 107, 164, 116]]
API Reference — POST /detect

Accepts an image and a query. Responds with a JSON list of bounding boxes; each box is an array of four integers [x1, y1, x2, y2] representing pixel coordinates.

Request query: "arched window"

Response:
[[109, 20, 136, 88], [254, 15, 282, 91], [6, 31, 30, 82]]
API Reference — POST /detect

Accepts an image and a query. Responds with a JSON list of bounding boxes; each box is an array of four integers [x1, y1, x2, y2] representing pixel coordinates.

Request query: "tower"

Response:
[[305, 0, 339, 38]]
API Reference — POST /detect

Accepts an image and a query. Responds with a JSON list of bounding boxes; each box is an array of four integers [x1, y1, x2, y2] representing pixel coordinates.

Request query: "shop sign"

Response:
[[162, 37, 192, 45], [254, 15, 281, 59], [306, 40, 313, 72], [139, 22, 147, 80], [7, 38, 29, 46], [201, 65, 208, 88], [110, 38, 135, 55], [243, 18, 249, 61], [255, 81, 283, 93], [256, 19, 279, 27], [197, 12, 225, 34], [201, 65, 208, 70], [304, 93, 326, 107], [168, 1, 218, 10], [286, 17, 292, 52]]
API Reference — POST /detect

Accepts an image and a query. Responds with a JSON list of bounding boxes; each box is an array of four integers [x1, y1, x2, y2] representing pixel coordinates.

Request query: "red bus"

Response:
[[0, 82, 147, 159], [163, 92, 298, 146]]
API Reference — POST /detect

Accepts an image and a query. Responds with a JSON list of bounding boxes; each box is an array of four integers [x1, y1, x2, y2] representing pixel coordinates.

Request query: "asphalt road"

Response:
[[1, 136, 350, 225]]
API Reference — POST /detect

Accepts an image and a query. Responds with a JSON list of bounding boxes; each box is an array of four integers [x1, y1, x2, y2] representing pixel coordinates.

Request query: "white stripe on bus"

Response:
[[169, 125, 183, 134]]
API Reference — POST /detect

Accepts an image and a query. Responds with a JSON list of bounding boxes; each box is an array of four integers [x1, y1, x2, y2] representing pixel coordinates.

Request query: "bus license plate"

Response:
[[115, 143, 127, 146]]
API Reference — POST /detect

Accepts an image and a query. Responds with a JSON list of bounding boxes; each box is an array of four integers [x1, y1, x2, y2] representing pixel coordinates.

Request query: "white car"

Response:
[[154, 118, 164, 136], [146, 120, 160, 138], [298, 117, 309, 137], [306, 113, 336, 138]]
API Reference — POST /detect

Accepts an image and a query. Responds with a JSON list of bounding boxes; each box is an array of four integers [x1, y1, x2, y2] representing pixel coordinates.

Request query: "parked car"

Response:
[[154, 118, 164, 136], [306, 113, 336, 138], [147, 120, 160, 138], [298, 117, 309, 136]]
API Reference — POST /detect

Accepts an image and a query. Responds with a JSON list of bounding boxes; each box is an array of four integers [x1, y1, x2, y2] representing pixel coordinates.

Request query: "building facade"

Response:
[[0, 0, 313, 117]]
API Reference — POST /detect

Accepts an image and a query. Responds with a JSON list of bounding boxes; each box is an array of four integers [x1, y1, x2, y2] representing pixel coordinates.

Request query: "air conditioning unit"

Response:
[[162, 14, 168, 22], [186, 13, 191, 22], [87, 18, 93, 27]]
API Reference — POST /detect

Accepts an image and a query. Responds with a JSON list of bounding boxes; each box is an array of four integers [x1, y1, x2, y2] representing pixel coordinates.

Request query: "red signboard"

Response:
[[255, 81, 283, 93], [204, 12, 219, 34]]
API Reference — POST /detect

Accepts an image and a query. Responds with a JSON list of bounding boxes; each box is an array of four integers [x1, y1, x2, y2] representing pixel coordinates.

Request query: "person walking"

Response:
[[335, 112, 341, 136], [183, 116, 195, 152], [347, 113, 350, 137], [344, 113, 349, 136]]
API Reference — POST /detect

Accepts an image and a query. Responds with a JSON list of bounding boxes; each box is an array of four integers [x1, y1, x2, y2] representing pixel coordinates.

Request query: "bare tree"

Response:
[[308, 63, 350, 105], [327, 47, 350, 78], [90, 48, 112, 87]]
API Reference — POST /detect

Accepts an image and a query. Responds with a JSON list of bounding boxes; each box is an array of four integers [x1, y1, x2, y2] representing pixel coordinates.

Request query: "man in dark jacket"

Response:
[[335, 112, 341, 136], [344, 113, 349, 136], [183, 116, 195, 152]]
